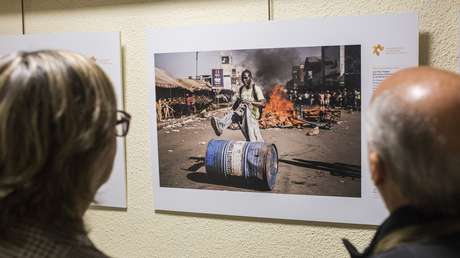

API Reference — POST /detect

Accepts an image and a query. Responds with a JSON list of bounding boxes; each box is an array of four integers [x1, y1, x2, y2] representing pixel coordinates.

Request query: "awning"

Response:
[[177, 78, 212, 92], [155, 67, 184, 89]]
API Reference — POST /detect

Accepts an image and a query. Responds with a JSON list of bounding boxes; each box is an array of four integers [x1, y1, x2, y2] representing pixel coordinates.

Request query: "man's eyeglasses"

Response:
[[116, 110, 131, 137]]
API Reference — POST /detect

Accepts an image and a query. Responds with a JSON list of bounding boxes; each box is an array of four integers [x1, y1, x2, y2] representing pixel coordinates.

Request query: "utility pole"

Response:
[[195, 51, 198, 80]]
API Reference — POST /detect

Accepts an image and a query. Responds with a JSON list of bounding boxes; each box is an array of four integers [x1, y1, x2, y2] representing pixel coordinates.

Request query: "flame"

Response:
[[263, 85, 294, 116], [260, 85, 303, 128]]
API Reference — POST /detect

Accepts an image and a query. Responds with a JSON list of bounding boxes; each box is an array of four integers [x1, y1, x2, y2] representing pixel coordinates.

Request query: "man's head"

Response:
[[0, 50, 117, 233], [367, 67, 460, 216], [241, 69, 252, 88]]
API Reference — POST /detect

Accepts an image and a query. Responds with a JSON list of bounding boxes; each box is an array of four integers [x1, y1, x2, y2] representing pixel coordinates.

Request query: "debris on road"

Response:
[[158, 107, 230, 130], [199, 109, 210, 118], [258, 85, 342, 129], [307, 126, 320, 136]]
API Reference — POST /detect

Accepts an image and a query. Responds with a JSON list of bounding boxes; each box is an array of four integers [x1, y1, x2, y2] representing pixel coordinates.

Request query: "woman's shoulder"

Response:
[[67, 245, 110, 258], [0, 224, 110, 258]]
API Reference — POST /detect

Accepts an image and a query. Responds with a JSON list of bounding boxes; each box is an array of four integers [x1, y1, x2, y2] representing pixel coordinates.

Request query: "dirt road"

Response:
[[157, 109, 361, 197]]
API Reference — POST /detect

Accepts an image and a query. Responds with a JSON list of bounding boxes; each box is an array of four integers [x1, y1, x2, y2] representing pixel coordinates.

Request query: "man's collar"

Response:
[[342, 205, 434, 257]]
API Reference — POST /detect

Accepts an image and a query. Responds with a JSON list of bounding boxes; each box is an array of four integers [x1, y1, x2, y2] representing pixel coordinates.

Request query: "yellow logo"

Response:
[[372, 44, 384, 56]]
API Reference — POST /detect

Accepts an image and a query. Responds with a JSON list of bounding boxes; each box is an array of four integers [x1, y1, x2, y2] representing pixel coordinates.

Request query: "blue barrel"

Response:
[[205, 139, 278, 190]]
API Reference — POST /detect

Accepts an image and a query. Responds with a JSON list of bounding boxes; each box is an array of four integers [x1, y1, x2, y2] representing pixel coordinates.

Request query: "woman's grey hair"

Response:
[[367, 91, 460, 216], [0, 50, 117, 235]]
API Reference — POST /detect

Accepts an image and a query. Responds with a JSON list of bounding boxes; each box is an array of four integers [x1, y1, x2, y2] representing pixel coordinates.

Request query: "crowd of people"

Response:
[[287, 88, 361, 111], [156, 94, 213, 121], [157, 88, 361, 122]]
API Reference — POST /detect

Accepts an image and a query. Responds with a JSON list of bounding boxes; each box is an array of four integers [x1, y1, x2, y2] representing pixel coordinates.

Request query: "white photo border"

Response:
[[148, 13, 418, 225]]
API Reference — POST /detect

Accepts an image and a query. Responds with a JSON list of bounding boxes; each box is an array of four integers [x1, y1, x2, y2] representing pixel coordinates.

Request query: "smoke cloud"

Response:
[[242, 48, 301, 94]]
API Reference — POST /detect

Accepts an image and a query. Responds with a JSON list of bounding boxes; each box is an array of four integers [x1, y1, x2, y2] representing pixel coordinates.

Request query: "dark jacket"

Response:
[[343, 206, 460, 258], [0, 223, 109, 258]]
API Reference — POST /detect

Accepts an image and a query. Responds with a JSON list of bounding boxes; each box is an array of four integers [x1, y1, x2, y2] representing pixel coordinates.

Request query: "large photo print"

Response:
[[149, 14, 417, 224], [155, 45, 361, 197]]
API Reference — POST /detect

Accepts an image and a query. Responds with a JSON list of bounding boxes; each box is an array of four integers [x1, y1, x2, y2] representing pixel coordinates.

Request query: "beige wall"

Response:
[[1, 0, 459, 257], [0, 0, 22, 34]]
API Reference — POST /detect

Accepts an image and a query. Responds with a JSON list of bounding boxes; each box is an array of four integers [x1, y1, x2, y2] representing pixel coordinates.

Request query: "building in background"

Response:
[[287, 45, 361, 92], [220, 55, 232, 90]]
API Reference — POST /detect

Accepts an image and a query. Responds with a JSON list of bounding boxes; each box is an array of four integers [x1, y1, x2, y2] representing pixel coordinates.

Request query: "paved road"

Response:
[[157, 109, 361, 198]]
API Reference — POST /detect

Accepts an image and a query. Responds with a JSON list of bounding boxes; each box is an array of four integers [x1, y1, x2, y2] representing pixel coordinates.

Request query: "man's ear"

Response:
[[369, 151, 385, 186]]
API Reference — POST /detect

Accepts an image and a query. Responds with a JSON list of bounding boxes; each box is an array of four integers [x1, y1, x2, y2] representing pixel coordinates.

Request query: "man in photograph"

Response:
[[343, 67, 460, 257], [210, 69, 266, 142], [186, 93, 195, 115]]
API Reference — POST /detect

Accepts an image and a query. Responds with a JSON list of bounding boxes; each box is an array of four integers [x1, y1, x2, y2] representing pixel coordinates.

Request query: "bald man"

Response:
[[343, 67, 460, 258]]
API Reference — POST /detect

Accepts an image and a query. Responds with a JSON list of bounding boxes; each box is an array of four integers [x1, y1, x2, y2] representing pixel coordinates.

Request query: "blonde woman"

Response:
[[0, 50, 130, 257]]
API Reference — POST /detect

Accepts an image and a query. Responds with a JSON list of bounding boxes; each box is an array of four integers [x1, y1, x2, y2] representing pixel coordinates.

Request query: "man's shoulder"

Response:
[[371, 237, 460, 258], [253, 84, 263, 92], [253, 84, 262, 89], [253, 84, 265, 98]]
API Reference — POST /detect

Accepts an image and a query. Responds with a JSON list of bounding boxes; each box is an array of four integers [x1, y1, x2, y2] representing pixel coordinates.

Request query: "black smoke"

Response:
[[242, 48, 301, 93]]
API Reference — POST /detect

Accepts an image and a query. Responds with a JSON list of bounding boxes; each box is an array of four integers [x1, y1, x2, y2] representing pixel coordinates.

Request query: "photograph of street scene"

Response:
[[155, 45, 361, 197]]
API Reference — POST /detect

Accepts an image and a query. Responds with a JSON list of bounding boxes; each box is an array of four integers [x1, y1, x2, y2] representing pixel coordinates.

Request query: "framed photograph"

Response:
[[0, 32, 127, 208], [148, 13, 418, 224]]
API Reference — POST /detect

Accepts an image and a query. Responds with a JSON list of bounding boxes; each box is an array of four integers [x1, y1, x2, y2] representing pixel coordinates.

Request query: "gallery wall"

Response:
[[1, 1, 459, 257], [0, 0, 21, 33]]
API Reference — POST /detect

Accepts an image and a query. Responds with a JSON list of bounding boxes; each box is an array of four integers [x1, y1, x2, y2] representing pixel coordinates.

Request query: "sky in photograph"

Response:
[[154, 46, 323, 79]]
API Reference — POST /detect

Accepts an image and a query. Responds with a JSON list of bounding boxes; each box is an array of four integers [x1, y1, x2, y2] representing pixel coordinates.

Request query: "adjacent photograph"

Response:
[[154, 45, 361, 197]]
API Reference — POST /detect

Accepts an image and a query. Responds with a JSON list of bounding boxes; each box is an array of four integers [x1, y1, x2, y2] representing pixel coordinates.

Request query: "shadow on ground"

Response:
[[279, 158, 361, 178], [185, 156, 206, 172]]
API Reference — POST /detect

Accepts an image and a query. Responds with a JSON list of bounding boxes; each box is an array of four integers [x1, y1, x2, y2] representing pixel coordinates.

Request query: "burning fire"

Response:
[[263, 85, 294, 115], [260, 85, 304, 128]]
